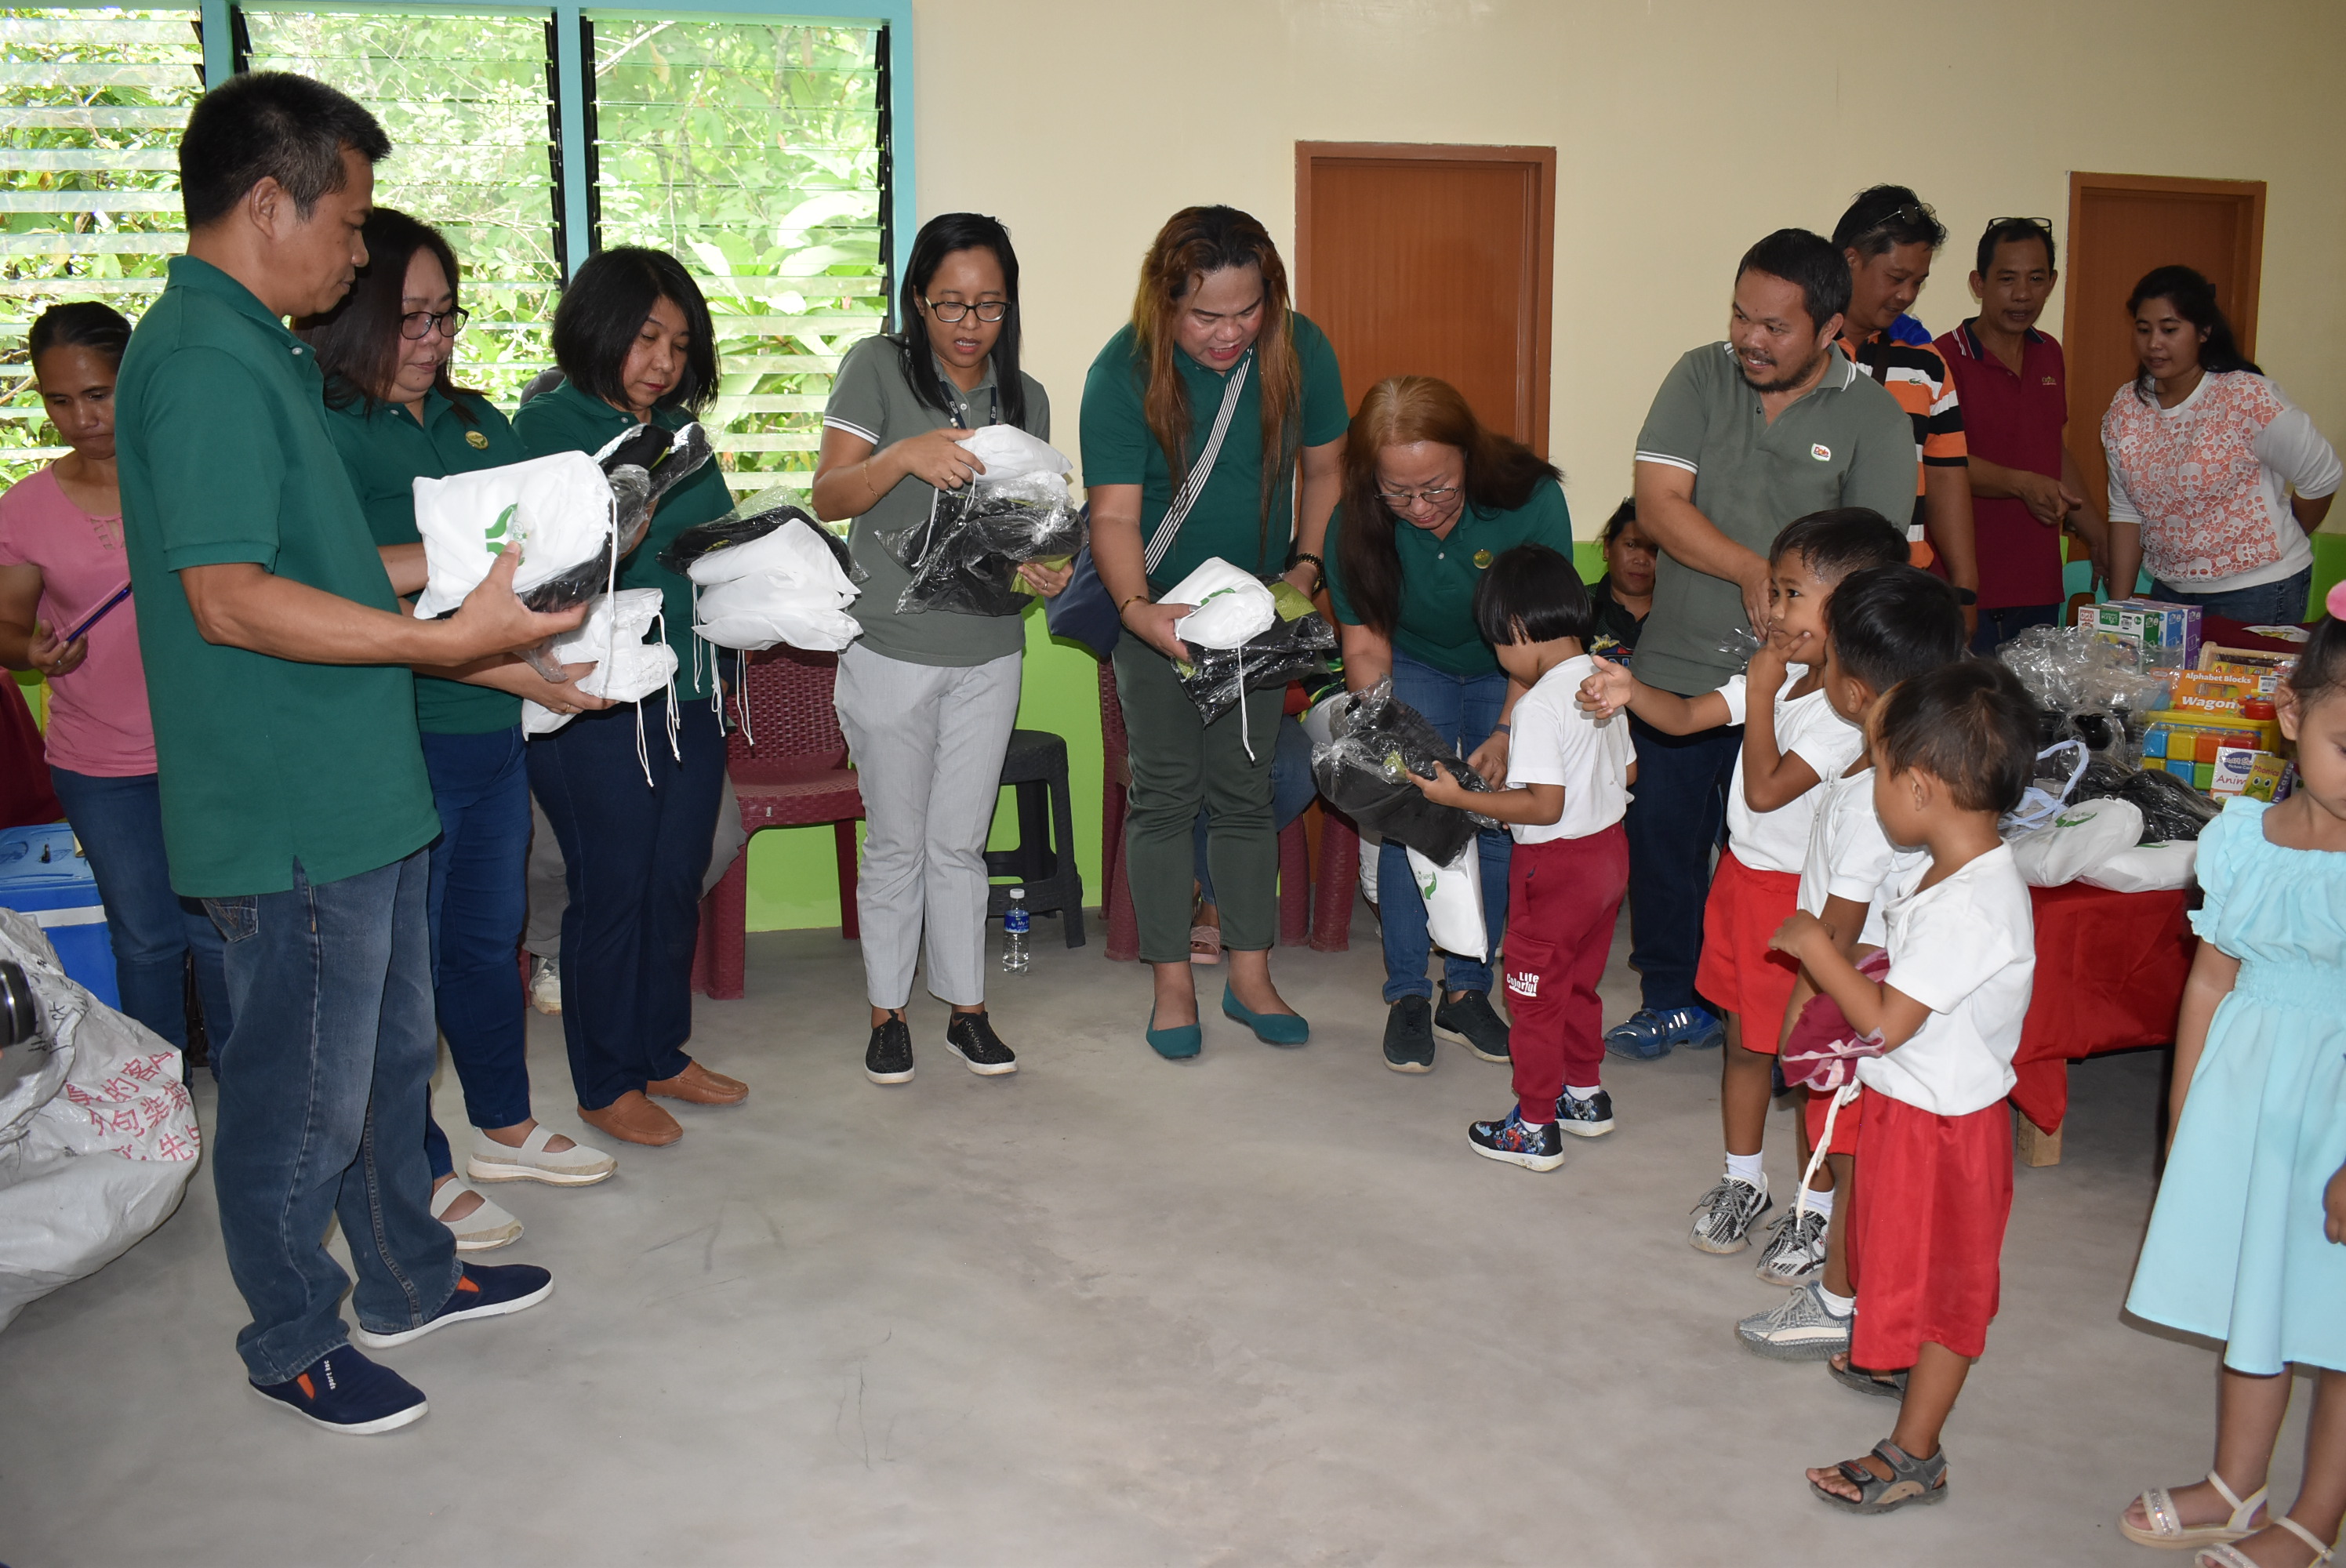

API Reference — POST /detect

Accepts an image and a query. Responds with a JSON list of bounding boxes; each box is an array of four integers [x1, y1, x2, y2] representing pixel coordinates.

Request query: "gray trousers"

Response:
[[525, 770, 746, 960], [832, 641, 1022, 1010]]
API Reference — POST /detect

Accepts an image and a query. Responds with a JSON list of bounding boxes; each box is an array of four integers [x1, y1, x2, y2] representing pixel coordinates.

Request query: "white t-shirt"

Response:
[[1796, 765, 1923, 949], [1857, 843, 2036, 1116], [1717, 666, 1866, 873], [1507, 654, 1634, 844]]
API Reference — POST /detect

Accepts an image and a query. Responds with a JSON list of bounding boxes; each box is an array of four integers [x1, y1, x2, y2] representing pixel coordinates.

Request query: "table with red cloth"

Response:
[[2010, 880, 2195, 1134]]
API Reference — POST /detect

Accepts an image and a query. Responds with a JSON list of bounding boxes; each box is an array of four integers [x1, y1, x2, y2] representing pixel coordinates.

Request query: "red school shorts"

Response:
[[1694, 849, 1802, 1054], [1847, 1087, 2015, 1367], [1803, 1081, 1863, 1156]]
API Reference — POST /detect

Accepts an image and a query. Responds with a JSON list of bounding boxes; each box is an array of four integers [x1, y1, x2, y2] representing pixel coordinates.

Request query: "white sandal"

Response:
[[2195, 1515, 2337, 1568], [2123, 1471, 2269, 1550], [465, 1123, 617, 1187], [430, 1178, 523, 1252]]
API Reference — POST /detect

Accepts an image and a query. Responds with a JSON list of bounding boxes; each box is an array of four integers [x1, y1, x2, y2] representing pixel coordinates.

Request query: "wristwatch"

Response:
[[1953, 586, 1979, 607]]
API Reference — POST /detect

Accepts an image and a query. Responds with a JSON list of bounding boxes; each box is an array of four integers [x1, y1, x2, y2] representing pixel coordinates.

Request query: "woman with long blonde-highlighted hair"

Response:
[[1324, 376, 1571, 1073], [1078, 205, 1349, 1059]]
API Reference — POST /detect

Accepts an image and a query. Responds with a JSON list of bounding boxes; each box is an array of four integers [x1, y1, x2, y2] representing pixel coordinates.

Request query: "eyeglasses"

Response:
[[1986, 216, 2055, 235], [1378, 483, 1460, 511], [1861, 201, 1939, 237], [399, 307, 469, 340], [924, 297, 1008, 324]]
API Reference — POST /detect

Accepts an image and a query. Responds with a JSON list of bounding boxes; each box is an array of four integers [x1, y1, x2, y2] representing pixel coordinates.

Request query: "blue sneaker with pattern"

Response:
[[1603, 1004, 1725, 1060], [1467, 1108, 1566, 1172]]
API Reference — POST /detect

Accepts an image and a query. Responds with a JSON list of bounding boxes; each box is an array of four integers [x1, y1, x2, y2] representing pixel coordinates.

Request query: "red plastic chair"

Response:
[[692, 648, 862, 1000], [1098, 660, 1316, 961]]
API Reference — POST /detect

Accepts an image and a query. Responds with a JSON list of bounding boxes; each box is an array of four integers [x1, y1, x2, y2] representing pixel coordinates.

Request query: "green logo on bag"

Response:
[[2054, 810, 2094, 829], [485, 503, 516, 547]]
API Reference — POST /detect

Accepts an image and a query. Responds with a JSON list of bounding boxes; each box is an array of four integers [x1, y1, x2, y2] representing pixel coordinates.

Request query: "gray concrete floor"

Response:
[[0, 899, 2297, 1566]]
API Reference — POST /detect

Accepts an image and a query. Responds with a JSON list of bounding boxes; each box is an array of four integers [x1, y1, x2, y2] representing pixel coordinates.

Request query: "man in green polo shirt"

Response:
[[117, 72, 577, 1435], [1607, 228, 1915, 1062]]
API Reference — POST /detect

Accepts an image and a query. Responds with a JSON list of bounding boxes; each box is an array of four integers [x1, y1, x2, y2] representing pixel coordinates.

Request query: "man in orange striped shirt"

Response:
[[1831, 186, 1981, 637]]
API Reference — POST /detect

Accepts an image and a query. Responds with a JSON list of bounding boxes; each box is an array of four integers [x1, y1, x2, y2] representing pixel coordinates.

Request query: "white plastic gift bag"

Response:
[[689, 519, 862, 652], [412, 450, 616, 619], [957, 424, 1070, 481], [2008, 797, 2144, 887], [521, 588, 678, 736], [1404, 842, 1486, 962], [1164, 557, 1276, 649], [2081, 840, 2199, 893]]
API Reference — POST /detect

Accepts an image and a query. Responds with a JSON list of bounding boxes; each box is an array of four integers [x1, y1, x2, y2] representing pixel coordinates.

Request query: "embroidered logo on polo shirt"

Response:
[[1810, 444, 1832, 462], [1472, 549, 1492, 568], [1506, 970, 1538, 999], [465, 430, 490, 449], [2042, 376, 2057, 386]]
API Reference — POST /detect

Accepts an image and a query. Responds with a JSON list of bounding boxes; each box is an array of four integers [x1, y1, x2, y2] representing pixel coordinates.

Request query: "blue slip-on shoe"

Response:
[[251, 1348, 428, 1436], [1146, 1007, 1202, 1060], [1222, 983, 1309, 1047], [351, 1261, 554, 1351], [1603, 1004, 1725, 1060]]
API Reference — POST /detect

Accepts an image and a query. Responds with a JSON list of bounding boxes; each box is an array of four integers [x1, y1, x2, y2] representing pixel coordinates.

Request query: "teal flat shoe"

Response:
[[1146, 1007, 1202, 1060], [1222, 983, 1309, 1047]]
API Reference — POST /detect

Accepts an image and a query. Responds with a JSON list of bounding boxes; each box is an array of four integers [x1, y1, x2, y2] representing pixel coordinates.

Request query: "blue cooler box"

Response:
[[0, 822, 121, 1009]]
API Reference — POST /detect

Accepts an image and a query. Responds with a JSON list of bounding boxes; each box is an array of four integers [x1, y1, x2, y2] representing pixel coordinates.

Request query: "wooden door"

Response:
[[2062, 172, 2265, 517], [1295, 143, 1556, 452]]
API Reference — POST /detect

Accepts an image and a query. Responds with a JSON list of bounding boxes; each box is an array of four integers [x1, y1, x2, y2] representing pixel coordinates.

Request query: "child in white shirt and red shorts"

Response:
[[1768, 658, 2040, 1515]]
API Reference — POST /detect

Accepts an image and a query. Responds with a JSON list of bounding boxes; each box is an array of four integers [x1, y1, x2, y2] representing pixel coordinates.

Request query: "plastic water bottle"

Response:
[[1001, 888, 1031, 974]]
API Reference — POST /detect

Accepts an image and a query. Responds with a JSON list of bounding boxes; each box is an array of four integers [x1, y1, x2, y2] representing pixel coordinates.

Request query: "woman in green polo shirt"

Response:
[[1324, 376, 1571, 1073], [303, 209, 619, 1250], [1080, 205, 1348, 1058], [514, 247, 746, 1149]]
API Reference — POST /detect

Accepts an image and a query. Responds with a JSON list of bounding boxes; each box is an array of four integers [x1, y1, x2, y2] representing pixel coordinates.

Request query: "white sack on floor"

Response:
[[1404, 842, 1485, 962], [412, 451, 615, 618], [0, 909, 198, 1334], [690, 520, 861, 652], [1164, 558, 1276, 649], [522, 589, 677, 736]]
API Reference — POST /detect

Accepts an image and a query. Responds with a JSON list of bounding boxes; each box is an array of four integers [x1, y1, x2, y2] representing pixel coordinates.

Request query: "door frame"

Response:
[[2061, 171, 2266, 358], [1294, 140, 1557, 453]]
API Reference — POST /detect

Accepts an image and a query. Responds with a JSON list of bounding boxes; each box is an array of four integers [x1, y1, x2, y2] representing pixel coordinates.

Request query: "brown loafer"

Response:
[[577, 1091, 681, 1147], [645, 1059, 748, 1106]]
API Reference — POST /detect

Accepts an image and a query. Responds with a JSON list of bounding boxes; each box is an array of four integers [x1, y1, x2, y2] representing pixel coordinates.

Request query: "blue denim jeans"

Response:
[[203, 851, 460, 1385], [1622, 713, 1740, 1012], [418, 726, 533, 1180], [1376, 652, 1511, 1003], [1970, 601, 2064, 655], [2150, 567, 2313, 626], [47, 766, 232, 1057], [526, 694, 725, 1109], [1192, 714, 1316, 906]]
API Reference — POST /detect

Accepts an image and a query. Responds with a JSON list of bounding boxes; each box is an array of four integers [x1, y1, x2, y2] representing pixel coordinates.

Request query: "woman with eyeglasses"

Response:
[[1081, 205, 1349, 1059], [1324, 376, 1571, 1073], [811, 212, 1065, 1087], [302, 207, 619, 1250]]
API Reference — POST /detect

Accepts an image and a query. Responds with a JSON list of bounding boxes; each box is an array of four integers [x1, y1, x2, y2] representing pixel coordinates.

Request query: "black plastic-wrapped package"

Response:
[[881, 473, 1086, 617], [658, 487, 864, 584], [1172, 583, 1337, 725], [2071, 758, 2222, 842], [1310, 677, 1499, 863]]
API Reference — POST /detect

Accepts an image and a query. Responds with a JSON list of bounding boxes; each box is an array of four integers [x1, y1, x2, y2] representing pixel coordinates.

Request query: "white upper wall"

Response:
[[911, 0, 2346, 535]]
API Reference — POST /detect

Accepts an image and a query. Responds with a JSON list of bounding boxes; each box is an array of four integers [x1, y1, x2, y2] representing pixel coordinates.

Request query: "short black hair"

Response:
[[1975, 217, 2057, 278], [1825, 565, 1966, 692], [28, 301, 131, 367], [1875, 659, 2038, 814], [1601, 496, 1637, 546], [550, 246, 720, 416], [1474, 543, 1595, 648], [1735, 228, 1850, 335], [1832, 184, 1948, 259], [1768, 507, 1908, 583], [2286, 613, 2346, 710], [178, 71, 388, 230]]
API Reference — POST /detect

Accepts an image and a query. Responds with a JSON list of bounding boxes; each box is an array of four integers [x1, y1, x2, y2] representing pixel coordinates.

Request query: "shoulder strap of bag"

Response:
[[1143, 349, 1252, 575]]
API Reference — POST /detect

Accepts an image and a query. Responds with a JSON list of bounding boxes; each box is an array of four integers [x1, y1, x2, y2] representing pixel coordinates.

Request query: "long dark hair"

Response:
[[296, 205, 482, 421], [2127, 264, 2259, 402], [550, 246, 719, 416], [893, 212, 1030, 433], [28, 301, 130, 367], [1131, 205, 1300, 546], [1337, 376, 1562, 638]]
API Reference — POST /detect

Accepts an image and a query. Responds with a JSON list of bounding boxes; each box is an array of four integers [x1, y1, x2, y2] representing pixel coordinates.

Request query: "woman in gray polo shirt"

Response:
[[812, 213, 1067, 1087]]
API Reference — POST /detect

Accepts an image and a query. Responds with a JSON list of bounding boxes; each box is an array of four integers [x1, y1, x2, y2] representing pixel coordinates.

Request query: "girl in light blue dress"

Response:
[[2118, 605, 2346, 1568]]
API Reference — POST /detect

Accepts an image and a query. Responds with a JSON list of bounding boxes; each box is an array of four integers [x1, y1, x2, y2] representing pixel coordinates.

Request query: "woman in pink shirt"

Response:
[[0, 303, 231, 1056]]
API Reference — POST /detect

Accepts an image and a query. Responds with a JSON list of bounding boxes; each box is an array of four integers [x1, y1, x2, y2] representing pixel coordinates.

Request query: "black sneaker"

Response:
[[1556, 1087, 1615, 1138], [865, 1016, 914, 1084], [251, 1348, 427, 1436], [1466, 1108, 1566, 1171], [1433, 990, 1512, 1062], [945, 1011, 1018, 1076], [1382, 996, 1436, 1073]]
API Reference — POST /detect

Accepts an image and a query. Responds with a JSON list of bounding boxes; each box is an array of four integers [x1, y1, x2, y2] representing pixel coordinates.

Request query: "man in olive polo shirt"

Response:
[[118, 73, 578, 1434], [1607, 227, 1915, 1060]]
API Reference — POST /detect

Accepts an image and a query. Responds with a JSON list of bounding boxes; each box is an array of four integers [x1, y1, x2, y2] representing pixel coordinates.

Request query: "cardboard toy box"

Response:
[[2076, 597, 2203, 669]]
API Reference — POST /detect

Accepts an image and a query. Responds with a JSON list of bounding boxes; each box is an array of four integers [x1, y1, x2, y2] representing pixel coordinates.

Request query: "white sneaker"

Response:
[[1688, 1174, 1771, 1254], [1736, 1279, 1853, 1361], [466, 1123, 616, 1187], [528, 956, 562, 1016], [1753, 1205, 1829, 1286], [430, 1179, 522, 1252]]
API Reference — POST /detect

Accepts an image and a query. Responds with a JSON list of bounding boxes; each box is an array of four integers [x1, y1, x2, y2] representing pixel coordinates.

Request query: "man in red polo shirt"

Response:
[[1935, 217, 2112, 652]]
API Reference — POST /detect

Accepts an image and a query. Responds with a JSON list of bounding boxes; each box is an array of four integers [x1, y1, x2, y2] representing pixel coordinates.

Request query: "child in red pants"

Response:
[[1411, 543, 1631, 1172], [1768, 660, 2040, 1515]]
